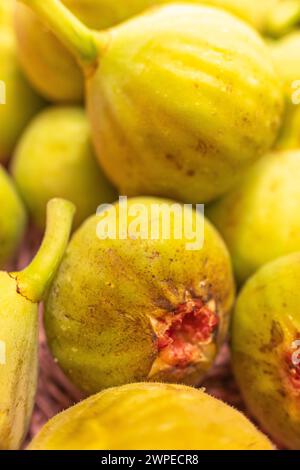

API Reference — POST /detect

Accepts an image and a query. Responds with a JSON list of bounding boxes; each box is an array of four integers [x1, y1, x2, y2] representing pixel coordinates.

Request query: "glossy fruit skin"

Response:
[[45, 197, 235, 394], [207, 149, 300, 285], [0, 272, 38, 450], [11, 106, 117, 230], [14, 0, 281, 104], [28, 382, 273, 450], [232, 253, 300, 450], [0, 167, 26, 268], [87, 5, 283, 204], [0, 27, 44, 163]]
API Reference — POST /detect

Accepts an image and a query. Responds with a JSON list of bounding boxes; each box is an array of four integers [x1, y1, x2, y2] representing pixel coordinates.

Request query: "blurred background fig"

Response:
[[11, 106, 117, 230], [0, 166, 26, 268], [207, 149, 300, 285], [14, 0, 286, 104], [0, 2, 44, 164], [0, 198, 74, 450], [45, 197, 235, 394], [231, 253, 300, 450], [19, 1, 284, 204], [28, 383, 273, 450]]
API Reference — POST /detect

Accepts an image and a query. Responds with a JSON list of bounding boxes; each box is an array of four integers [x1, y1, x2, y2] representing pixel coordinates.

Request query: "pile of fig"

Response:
[[1, 0, 300, 451]]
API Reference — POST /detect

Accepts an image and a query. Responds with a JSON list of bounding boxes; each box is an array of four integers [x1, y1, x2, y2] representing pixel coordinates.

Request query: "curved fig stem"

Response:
[[11, 198, 75, 303], [19, 0, 107, 68]]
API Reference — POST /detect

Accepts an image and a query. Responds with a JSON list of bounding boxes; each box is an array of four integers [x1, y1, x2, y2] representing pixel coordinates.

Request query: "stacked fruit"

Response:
[[1, 0, 300, 450]]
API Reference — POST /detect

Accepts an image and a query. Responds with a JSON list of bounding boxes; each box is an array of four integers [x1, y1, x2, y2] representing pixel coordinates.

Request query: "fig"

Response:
[[44, 197, 235, 393], [14, 0, 283, 104], [231, 252, 300, 450], [271, 31, 300, 99], [0, 0, 14, 29], [18, 1, 284, 204], [0, 198, 74, 450], [11, 106, 117, 230], [0, 15, 44, 163], [277, 106, 300, 150], [0, 166, 26, 268], [28, 383, 273, 450], [207, 149, 300, 285]]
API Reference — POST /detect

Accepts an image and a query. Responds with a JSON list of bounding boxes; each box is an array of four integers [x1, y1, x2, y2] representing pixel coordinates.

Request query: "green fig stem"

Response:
[[11, 198, 75, 303], [19, 0, 106, 68]]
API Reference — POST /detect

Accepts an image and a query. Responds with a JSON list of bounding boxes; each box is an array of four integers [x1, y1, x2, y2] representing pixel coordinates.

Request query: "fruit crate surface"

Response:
[[18, 227, 260, 447]]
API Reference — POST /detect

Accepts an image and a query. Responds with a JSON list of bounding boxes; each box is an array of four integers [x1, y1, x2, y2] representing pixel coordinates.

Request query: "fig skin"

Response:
[[21, 1, 284, 204], [11, 106, 117, 230], [45, 197, 235, 394], [0, 22, 44, 163], [231, 253, 300, 450], [0, 199, 74, 450], [0, 166, 26, 268], [28, 383, 273, 450], [14, 0, 282, 104], [207, 149, 300, 285]]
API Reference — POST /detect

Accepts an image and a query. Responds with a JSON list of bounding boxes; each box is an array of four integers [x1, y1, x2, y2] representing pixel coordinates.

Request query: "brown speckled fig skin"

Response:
[[232, 253, 300, 450], [45, 198, 235, 394]]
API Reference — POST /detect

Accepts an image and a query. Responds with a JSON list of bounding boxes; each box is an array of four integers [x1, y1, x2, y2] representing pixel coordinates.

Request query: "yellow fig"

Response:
[[14, 0, 284, 104], [28, 383, 273, 450], [0, 12, 44, 163], [11, 106, 117, 230], [18, 1, 284, 203], [44, 197, 235, 393], [0, 166, 26, 268], [207, 149, 300, 285], [232, 253, 300, 449], [0, 198, 74, 449]]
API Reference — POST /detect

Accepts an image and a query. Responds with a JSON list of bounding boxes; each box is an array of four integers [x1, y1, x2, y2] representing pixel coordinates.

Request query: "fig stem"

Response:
[[19, 0, 105, 67], [11, 198, 75, 303]]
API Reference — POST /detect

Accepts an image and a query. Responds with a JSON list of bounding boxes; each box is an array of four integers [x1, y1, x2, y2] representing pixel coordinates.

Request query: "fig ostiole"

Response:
[[19, 0, 284, 204], [0, 198, 75, 450], [231, 252, 300, 450], [44, 197, 235, 394], [27, 383, 274, 450]]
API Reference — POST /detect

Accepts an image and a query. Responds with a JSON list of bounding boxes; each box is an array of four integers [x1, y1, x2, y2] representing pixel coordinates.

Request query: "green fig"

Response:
[[11, 106, 117, 230], [0, 21, 44, 163], [265, 0, 300, 38], [18, 1, 284, 204], [28, 383, 273, 450], [0, 198, 75, 450], [44, 197, 235, 394], [0, 166, 26, 268], [207, 149, 300, 285], [231, 252, 300, 450], [14, 0, 283, 104], [271, 31, 300, 100]]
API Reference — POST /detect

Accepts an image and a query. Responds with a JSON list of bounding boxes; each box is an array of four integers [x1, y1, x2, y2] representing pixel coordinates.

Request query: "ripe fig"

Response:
[[11, 106, 117, 230], [207, 149, 300, 285], [14, 0, 282, 104], [18, 1, 284, 203], [0, 198, 74, 450], [0, 19, 44, 163], [231, 252, 300, 450], [0, 166, 26, 268], [28, 383, 273, 450], [44, 197, 235, 394]]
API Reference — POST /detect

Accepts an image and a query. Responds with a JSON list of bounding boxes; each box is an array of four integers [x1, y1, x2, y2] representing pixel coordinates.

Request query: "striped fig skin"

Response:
[[87, 4, 284, 203]]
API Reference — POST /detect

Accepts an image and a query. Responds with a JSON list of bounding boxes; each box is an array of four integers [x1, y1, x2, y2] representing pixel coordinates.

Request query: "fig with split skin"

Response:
[[14, 0, 286, 104], [207, 149, 300, 285], [0, 166, 26, 268], [18, 0, 284, 204], [11, 106, 117, 230], [44, 197, 235, 394], [0, 198, 74, 450], [231, 252, 300, 450], [28, 383, 273, 450]]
